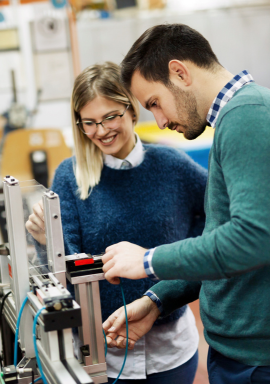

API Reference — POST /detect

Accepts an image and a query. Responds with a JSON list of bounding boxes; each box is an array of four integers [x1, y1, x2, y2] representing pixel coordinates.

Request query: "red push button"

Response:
[[74, 259, 94, 266]]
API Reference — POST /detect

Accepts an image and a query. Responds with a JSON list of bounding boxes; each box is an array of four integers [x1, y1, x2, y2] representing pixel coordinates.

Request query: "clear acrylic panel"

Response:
[[19, 179, 50, 276]]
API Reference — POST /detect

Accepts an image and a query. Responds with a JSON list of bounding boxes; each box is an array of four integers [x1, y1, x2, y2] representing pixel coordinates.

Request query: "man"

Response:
[[102, 24, 270, 383]]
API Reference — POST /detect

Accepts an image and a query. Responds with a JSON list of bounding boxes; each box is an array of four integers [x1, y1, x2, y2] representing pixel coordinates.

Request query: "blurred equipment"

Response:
[[0, 177, 107, 383], [69, 0, 111, 13], [2, 70, 28, 138], [137, 0, 166, 9], [115, 0, 136, 9], [32, 10, 74, 101], [1, 128, 72, 186], [30, 150, 49, 187]]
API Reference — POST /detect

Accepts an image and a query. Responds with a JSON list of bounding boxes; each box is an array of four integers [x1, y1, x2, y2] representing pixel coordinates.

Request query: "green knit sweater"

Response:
[[150, 83, 270, 366]]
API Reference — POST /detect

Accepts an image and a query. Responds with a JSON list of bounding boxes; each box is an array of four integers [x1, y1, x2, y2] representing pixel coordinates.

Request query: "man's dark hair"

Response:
[[121, 24, 220, 88]]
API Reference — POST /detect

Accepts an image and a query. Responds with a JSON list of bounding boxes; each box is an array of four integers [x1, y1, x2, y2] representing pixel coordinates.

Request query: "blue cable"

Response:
[[33, 377, 42, 383], [102, 328, 107, 357], [14, 296, 29, 366], [103, 280, 128, 384], [14, 284, 128, 384], [33, 307, 48, 384]]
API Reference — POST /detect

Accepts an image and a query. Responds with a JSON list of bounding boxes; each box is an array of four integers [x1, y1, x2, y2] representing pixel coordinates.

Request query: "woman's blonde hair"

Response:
[[71, 61, 139, 200]]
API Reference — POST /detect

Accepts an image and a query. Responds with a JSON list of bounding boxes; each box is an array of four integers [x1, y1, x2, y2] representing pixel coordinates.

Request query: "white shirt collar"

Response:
[[104, 133, 144, 170]]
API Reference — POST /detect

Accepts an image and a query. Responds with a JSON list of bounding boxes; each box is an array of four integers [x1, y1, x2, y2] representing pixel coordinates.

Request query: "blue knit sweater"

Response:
[[51, 144, 207, 324]]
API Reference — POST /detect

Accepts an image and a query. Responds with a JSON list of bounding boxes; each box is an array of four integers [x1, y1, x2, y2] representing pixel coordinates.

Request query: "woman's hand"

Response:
[[25, 200, 46, 245], [103, 296, 160, 350]]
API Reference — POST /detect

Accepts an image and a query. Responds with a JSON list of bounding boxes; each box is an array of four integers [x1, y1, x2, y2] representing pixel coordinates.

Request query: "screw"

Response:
[[57, 253, 62, 257], [53, 214, 58, 219], [5, 175, 10, 178], [54, 302, 62, 311], [11, 178, 15, 182]]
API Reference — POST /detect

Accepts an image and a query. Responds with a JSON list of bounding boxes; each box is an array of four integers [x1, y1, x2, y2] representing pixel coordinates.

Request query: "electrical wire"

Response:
[[102, 328, 107, 357], [112, 280, 128, 384], [0, 291, 12, 368], [10, 280, 128, 384], [103, 280, 129, 384], [33, 377, 42, 383], [14, 295, 29, 366], [33, 307, 48, 384]]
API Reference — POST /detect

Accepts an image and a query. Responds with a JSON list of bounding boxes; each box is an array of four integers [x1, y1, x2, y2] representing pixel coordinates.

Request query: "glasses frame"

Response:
[[76, 104, 130, 134]]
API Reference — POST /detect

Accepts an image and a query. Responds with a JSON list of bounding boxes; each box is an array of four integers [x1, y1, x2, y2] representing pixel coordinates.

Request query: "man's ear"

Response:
[[168, 60, 192, 87]]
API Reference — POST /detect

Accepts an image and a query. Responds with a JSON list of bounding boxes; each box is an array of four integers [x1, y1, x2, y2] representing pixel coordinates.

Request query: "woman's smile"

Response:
[[99, 134, 118, 145]]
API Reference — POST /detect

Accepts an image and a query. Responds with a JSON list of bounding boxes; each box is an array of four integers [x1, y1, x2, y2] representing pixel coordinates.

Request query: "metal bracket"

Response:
[[44, 190, 57, 199], [4, 176, 18, 185]]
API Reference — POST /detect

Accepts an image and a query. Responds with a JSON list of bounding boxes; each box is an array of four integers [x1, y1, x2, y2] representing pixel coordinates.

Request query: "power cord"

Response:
[[33, 307, 48, 384], [13, 281, 129, 384], [33, 378, 42, 383], [0, 291, 12, 368], [103, 280, 129, 384], [13, 296, 42, 384], [14, 296, 29, 366]]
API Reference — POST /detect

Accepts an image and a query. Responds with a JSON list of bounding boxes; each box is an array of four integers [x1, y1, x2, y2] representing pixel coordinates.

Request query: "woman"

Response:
[[26, 62, 207, 384]]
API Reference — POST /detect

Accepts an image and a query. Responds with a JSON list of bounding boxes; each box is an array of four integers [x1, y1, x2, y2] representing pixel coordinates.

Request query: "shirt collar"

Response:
[[207, 70, 254, 128], [104, 132, 144, 169]]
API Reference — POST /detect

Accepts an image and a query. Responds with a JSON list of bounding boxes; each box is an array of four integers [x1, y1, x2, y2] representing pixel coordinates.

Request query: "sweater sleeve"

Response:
[[146, 279, 201, 317], [151, 104, 270, 281], [51, 160, 82, 256], [184, 159, 207, 238]]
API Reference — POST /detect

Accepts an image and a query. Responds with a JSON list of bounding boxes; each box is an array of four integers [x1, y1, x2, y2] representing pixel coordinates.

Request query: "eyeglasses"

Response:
[[76, 104, 130, 135]]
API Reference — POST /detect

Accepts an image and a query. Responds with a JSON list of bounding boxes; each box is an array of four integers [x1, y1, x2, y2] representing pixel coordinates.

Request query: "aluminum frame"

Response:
[[3, 176, 34, 357], [43, 190, 66, 287], [72, 276, 107, 382]]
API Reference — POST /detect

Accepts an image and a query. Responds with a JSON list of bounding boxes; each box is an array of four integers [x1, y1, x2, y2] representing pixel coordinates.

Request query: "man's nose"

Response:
[[153, 111, 168, 130]]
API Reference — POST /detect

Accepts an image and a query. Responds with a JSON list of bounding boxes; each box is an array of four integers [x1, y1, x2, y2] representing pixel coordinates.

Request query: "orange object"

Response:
[[1, 128, 72, 185], [20, 0, 46, 4], [8, 263, 12, 278]]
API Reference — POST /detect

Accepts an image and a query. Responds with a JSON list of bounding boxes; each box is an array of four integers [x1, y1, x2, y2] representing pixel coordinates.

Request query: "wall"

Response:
[[77, 4, 270, 121], [1, 4, 270, 127]]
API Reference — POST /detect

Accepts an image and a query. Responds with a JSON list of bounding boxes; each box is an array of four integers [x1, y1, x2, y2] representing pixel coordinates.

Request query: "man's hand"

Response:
[[103, 296, 160, 350], [102, 242, 148, 284], [25, 200, 46, 245]]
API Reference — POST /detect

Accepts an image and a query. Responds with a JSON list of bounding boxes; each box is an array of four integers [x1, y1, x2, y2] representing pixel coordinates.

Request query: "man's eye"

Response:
[[151, 102, 157, 108], [105, 115, 117, 121]]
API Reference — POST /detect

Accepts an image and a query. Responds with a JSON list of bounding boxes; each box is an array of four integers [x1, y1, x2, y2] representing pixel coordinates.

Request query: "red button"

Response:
[[74, 259, 94, 266]]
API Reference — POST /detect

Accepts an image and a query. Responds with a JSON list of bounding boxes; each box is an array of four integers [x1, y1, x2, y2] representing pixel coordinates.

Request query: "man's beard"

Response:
[[167, 82, 207, 140]]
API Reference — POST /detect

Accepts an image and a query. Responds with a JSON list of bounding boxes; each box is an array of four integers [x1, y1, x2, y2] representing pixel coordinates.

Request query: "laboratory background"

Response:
[[0, 0, 270, 383]]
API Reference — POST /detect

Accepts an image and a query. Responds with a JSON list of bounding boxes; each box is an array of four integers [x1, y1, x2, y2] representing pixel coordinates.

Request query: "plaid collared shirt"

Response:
[[207, 70, 254, 127], [143, 70, 254, 292]]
